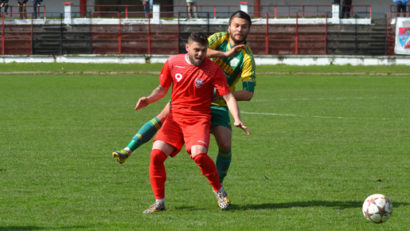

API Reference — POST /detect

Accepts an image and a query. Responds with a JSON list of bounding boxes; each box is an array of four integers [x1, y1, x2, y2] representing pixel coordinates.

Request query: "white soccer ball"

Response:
[[362, 194, 393, 223]]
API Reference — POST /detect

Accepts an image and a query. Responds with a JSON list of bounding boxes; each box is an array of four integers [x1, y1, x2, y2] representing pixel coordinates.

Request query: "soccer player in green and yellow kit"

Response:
[[113, 10, 256, 184]]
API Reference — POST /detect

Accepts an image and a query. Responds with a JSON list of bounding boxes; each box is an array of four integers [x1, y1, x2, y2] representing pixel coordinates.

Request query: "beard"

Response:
[[229, 31, 248, 45], [189, 55, 203, 66]]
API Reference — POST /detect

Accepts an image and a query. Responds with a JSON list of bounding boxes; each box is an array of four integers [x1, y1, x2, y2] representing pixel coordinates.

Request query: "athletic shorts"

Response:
[[211, 105, 231, 130], [154, 113, 211, 157]]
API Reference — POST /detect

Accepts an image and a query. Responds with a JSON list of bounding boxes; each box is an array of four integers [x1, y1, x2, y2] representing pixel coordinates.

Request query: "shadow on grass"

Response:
[[231, 200, 410, 211], [174, 206, 206, 211], [0, 226, 88, 231]]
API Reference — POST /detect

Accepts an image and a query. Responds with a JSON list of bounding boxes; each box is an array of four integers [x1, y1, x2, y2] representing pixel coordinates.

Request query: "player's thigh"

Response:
[[154, 116, 184, 157], [183, 119, 211, 155], [212, 125, 232, 151]]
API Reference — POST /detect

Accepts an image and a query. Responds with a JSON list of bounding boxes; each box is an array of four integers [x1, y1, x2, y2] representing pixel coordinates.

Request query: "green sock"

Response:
[[127, 117, 162, 152], [216, 149, 232, 184]]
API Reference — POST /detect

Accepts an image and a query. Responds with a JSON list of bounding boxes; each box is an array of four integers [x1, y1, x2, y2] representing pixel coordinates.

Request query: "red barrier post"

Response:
[[265, 12, 269, 54], [1, 13, 4, 55], [214, 6, 216, 19], [254, 0, 260, 18], [118, 13, 122, 54], [80, 0, 87, 17], [325, 14, 328, 54], [274, 6, 277, 19], [177, 12, 180, 53], [30, 15, 33, 54], [302, 5, 305, 18], [147, 15, 151, 54], [369, 5, 372, 19], [295, 14, 299, 55]]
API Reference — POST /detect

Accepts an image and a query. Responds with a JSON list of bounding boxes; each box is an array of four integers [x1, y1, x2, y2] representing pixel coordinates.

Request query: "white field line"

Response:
[[253, 96, 379, 102], [240, 111, 407, 121], [241, 111, 345, 120]]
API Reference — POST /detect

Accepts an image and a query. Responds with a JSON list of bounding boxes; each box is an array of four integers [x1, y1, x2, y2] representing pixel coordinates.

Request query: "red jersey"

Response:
[[159, 54, 230, 117]]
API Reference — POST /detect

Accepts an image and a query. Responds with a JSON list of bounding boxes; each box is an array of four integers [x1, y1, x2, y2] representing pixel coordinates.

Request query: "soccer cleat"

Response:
[[143, 201, 166, 214], [214, 188, 230, 210], [112, 149, 129, 164]]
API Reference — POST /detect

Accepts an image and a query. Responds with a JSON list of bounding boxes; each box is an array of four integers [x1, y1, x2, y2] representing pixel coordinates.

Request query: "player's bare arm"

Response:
[[207, 44, 245, 58], [135, 86, 168, 110], [222, 92, 251, 135], [232, 90, 254, 101]]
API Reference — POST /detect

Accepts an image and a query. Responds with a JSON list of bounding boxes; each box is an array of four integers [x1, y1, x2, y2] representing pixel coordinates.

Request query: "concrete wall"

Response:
[[41, 0, 392, 17]]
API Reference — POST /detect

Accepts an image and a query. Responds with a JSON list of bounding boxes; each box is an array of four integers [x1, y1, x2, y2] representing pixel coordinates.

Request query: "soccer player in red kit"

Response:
[[135, 32, 250, 213]]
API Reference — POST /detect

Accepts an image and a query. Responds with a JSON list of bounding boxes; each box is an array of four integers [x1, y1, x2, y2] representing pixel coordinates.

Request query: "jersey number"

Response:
[[175, 73, 183, 82]]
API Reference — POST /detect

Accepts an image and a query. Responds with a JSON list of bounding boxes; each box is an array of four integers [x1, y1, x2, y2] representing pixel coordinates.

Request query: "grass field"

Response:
[[1, 63, 409, 230]]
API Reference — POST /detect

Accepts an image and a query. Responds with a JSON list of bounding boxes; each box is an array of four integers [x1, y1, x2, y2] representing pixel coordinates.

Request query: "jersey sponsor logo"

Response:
[[175, 73, 183, 82], [194, 78, 204, 88], [230, 57, 240, 68]]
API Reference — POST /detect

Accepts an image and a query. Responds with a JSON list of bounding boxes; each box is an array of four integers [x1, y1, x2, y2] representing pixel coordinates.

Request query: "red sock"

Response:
[[192, 153, 221, 191], [149, 149, 168, 199]]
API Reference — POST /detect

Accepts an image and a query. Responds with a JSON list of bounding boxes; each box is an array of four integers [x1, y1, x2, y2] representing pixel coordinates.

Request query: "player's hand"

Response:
[[234, 121, 251, 135], [225, 44, 245, 57], [135, 97, 149, 110]]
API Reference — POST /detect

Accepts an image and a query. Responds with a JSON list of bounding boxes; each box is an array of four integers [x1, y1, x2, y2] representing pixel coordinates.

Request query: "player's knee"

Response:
[[150, 149, 167, 164], [218, 143, 231, 152], [190, 145, 207, 157], [191, 152, 210, 166], [218, 149, 232, 158]]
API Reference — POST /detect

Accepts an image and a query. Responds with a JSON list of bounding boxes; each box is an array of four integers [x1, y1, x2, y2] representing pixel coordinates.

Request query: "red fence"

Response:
[[90, 13, 180, 55], [0, 3, 393, 56], [87, 13, 328, 56], [0, 14, 33, 55], [247, 14, 328, 55]]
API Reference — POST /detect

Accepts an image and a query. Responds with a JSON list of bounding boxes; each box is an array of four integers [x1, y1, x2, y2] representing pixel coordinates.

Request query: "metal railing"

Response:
[[0, 5, 46, 19]]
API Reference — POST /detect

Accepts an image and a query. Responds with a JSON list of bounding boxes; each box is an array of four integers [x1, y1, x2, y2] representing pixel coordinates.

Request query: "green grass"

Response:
[[0, 63, 409, 74], [1, 64, 409, 230]]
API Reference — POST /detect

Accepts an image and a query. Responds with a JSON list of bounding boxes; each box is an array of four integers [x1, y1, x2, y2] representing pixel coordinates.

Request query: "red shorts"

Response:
[[154, 112, 211, 157]]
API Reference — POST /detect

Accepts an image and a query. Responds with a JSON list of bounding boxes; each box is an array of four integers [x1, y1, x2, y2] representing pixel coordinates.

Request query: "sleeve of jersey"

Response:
[[213, 67, 231, 96], [208, 32, 223, 50], [241, 51, 256, 92], [159, 60, 172, 88]]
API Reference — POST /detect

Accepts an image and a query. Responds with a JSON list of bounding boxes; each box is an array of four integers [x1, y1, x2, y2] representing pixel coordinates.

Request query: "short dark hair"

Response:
[[229, 10, 252, 27], [187, 32, 209, 46]]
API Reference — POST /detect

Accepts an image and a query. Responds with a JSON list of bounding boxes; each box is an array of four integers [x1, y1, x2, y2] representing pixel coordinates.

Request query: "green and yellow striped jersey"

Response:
[[208, 31, 256, 107]]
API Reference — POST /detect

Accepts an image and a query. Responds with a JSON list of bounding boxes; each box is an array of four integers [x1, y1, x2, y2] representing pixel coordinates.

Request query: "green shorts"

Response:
[[211, 105, 231, 130]]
